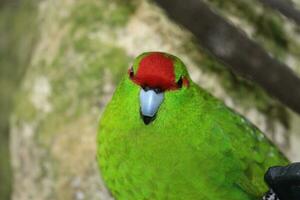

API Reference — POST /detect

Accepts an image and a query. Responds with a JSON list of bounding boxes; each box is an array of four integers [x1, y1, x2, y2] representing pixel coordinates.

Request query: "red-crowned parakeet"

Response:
[[97, 52, 289, 200]]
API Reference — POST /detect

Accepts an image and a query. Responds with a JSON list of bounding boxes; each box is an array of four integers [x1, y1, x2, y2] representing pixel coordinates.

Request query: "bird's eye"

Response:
[[128, 66, 134, 78], [177, 76, 183, 88]]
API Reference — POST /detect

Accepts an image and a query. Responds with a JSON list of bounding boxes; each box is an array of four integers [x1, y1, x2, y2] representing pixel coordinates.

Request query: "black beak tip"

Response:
[[142, 115, 154, 125], [140, 111, 156, 125]]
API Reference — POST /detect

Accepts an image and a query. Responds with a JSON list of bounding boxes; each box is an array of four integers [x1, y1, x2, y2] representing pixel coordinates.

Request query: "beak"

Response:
[[139, 88, 164, 125]]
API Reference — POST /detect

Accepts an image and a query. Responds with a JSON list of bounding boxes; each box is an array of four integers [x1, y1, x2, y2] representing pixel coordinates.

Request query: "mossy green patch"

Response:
[[70, 0, 135, 34], [38, 44, 130, 143], [14, 90, 39, 122], [6, 0, 134, 148]]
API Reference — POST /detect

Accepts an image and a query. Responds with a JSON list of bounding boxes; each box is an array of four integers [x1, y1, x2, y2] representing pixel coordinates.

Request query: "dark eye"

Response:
[[177, 76, 183, 88], [128, 66, 134, 78]]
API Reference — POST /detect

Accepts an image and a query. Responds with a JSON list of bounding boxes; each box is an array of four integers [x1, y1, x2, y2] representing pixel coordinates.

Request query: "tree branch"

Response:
[[153, 0, 300, 115]]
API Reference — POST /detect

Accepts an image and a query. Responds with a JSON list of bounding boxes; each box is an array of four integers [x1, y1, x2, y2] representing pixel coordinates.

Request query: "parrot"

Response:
[[97, 52, 289, 200]]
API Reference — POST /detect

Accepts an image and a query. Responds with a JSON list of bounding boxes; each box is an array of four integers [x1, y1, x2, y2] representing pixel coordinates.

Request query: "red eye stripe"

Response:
[[182, 77, 189, 87]]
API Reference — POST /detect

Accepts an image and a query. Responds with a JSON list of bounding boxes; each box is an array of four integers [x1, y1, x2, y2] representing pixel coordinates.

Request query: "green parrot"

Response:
[[97, 52, 289, 200]]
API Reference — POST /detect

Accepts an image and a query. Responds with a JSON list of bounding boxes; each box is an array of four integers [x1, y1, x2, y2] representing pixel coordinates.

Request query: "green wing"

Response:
[[200, 90, 289, 198]]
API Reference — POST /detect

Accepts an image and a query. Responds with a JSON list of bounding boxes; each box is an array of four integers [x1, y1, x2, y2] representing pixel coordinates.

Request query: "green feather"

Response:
[[97, 52, 288, 200]]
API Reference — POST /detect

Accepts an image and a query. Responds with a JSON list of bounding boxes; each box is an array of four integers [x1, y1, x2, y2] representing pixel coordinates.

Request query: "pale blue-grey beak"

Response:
[[139, 88, 164, 125]]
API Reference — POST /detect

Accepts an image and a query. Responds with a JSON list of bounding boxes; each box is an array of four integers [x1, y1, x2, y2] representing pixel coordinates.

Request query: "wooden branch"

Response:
[[154, 0, 300, 115]]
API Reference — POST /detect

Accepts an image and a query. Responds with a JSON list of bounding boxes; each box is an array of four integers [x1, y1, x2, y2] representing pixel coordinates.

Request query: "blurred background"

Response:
[[1, 0, 300, 199]]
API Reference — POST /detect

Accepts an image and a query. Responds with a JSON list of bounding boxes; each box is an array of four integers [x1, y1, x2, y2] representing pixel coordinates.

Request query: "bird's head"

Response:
[[128, 52, 190, 125]]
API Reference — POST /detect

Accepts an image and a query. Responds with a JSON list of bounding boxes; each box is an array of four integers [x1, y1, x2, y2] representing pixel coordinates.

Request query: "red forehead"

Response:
[[132, 53, 177, 90]]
